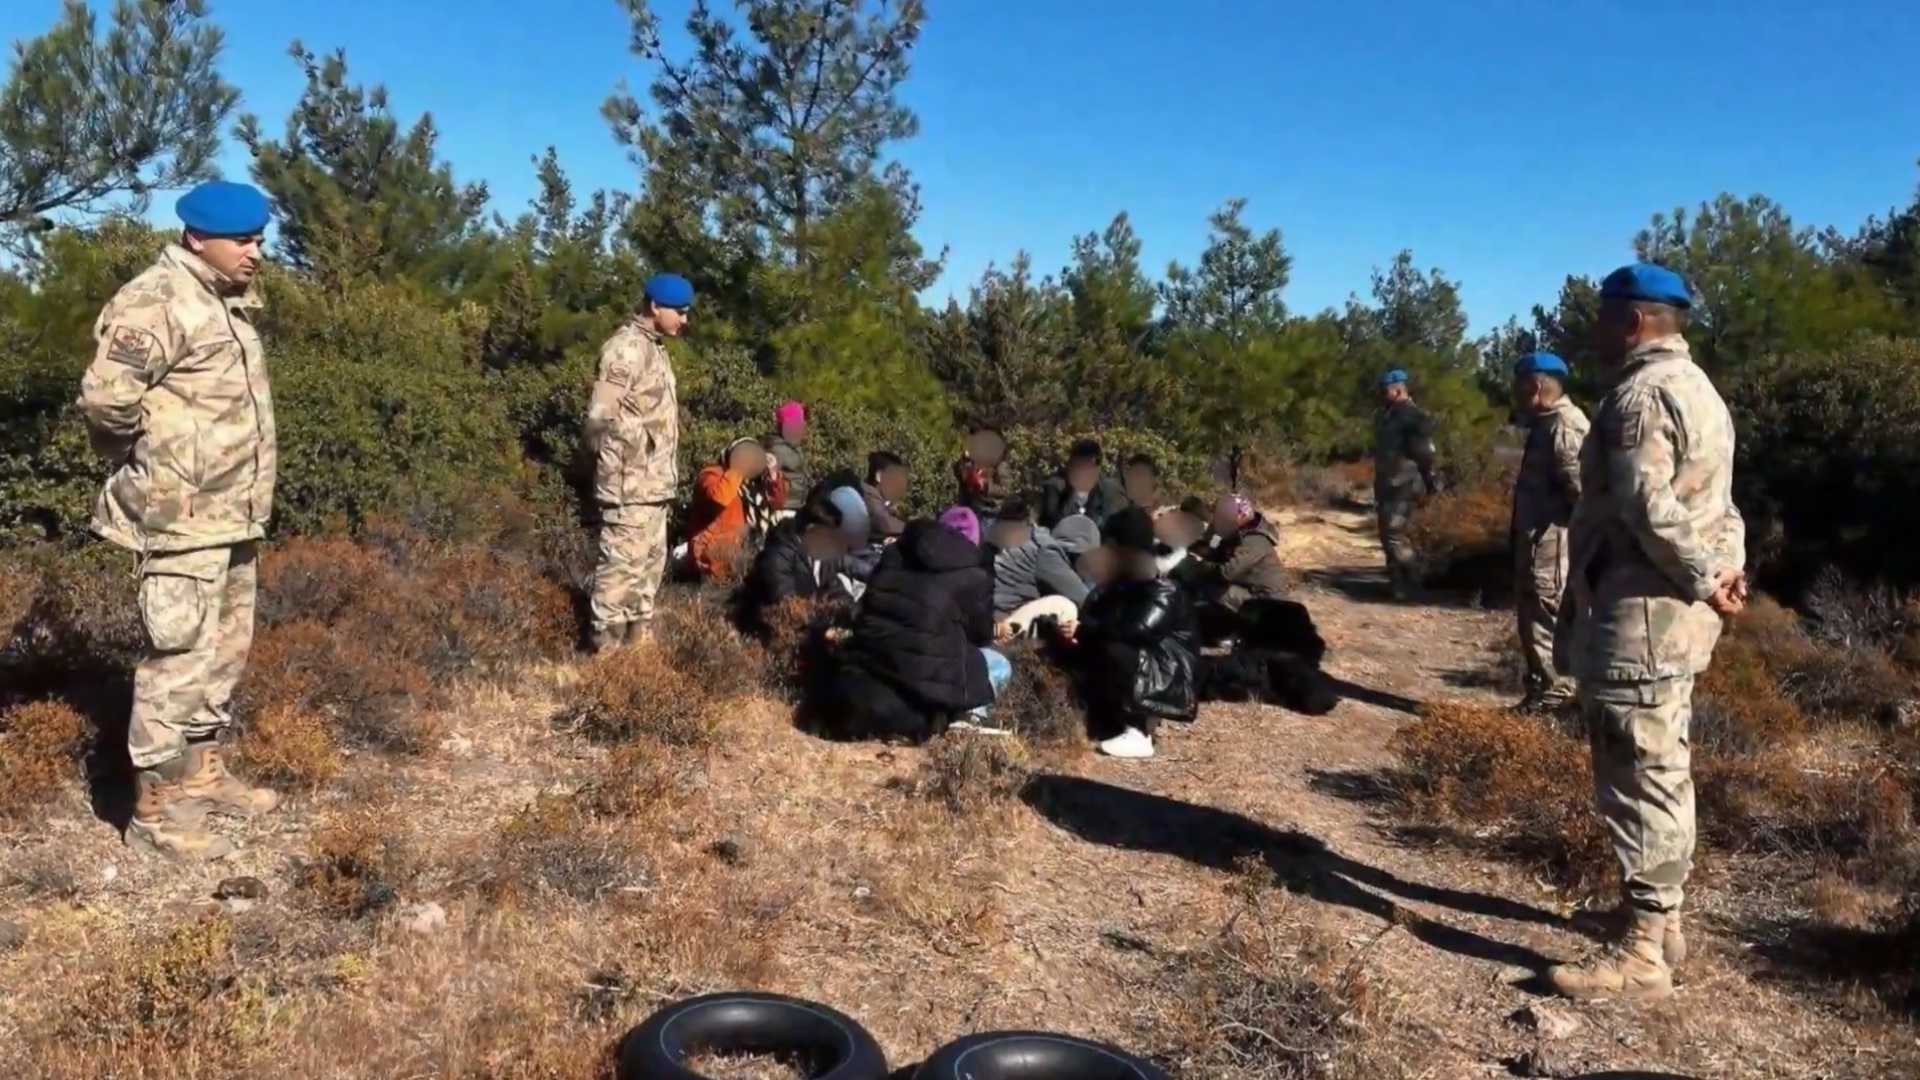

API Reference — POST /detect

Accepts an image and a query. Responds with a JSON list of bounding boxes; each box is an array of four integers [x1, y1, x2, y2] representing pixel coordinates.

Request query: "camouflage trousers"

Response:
[[129, 543, 259, 770], [1581, 675, 1697, 913], [590, 504, 670, 638], [1374, 492, 1416, 581], [1516, 550, 1573, 703]]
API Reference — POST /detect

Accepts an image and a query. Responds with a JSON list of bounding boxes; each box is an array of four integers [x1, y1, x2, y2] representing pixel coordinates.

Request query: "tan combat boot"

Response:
[[127, 757, 234, 862], [175, 739, 281, 818], [1546, 908, 1673, 1001], [1574, 905, 1687, 968]]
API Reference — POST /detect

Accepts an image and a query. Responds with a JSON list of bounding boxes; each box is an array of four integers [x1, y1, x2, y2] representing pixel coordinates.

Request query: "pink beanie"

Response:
[[775, 401, 805, 428], [937, 506, 981, 545]]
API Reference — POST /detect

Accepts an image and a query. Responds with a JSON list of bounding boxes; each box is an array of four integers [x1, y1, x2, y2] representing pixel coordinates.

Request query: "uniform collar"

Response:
[[1623, 333, 1690, 371], [161, 244, 262, 309]]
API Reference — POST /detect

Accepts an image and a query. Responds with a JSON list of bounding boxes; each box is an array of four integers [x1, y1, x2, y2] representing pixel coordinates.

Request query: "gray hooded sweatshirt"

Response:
[[992, 524, 1092, 618]]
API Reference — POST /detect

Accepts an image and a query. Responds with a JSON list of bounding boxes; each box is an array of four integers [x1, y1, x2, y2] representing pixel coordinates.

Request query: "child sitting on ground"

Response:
[[1053, 506, 1200, 759]]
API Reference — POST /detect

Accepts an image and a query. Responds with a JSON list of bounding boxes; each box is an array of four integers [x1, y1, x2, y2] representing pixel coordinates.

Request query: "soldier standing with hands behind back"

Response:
[[585, 273, 691, 653], [77, 180, 283, 862], [1547, 263, 1747, 1002], [1509, 351, 1589, 714]]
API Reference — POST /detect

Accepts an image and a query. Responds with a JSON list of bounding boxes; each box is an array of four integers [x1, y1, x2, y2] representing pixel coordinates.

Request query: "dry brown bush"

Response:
[[991, 640, 1086, 747], [653, 586, 765, 699], [1405, 477, 1514, 592], [898, 731, 1033, 815], [231, 700, 342, 792], [556, 647, 722, 747], [1390, 699, 1613, 891], [0, 699, 87, 820], [294, 810, 422, 920]]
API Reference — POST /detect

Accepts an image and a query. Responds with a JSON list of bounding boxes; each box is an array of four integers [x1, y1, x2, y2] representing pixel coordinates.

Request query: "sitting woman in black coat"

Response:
[[1055, 506, 1200, 760], [808, 507, 1011, 744], [732, 487, 857, 636]]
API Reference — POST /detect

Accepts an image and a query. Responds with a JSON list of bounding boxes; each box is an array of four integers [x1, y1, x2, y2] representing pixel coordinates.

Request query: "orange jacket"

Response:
[[686, 464, 787, 579]]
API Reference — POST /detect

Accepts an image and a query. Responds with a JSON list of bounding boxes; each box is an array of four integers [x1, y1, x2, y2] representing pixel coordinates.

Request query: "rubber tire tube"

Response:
[[912, 1031, 1170, 1080], [615, 990, 889, 1080]]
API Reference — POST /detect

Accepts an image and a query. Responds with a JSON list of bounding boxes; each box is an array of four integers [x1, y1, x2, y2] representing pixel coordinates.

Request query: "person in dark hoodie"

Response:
[[987, 500, 1096, 636], [1183, 491, 1289, 644], [821, 506, 1011, 742], [1037, 438, 1131, 529], [1053, 506, 1199, 759], [732, 485, 855, 635], [861, 450, 910, 542]]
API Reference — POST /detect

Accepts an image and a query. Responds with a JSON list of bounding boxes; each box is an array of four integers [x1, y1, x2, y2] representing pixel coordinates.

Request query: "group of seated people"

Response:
[[669, 423, 1332, 760]]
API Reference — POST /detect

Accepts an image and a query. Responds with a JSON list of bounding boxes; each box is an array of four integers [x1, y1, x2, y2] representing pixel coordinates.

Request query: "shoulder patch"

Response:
[[104, 325, 160, 369]]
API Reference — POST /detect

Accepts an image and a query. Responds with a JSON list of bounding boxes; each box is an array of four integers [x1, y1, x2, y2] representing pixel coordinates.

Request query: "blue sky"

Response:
[[8, 1, 1919, 332]]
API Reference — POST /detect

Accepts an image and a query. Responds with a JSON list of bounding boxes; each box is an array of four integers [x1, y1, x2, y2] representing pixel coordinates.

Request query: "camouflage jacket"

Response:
[[1373, 399, 1438, 497], [586, 318, 679, 520], [1557, 335, 1745, 682], [1510, 397, 1590, 585], [76, 244, 276, 555]]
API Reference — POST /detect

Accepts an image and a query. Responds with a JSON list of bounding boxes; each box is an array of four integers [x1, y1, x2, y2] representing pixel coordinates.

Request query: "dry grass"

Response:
[[1145, 859, 1439, 1080]]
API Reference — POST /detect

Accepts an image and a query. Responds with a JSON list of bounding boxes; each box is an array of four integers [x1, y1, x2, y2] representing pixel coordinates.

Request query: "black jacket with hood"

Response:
[[844, 518, 996, 712]]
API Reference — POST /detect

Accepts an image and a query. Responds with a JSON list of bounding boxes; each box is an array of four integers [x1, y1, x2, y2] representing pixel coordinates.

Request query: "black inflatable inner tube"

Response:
[[914, 1031, 1169, 1080], [617, 991, 889, 1080]]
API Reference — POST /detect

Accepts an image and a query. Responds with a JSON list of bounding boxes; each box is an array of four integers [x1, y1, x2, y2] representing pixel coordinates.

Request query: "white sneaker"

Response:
[[1097, 728, 1155, 758]]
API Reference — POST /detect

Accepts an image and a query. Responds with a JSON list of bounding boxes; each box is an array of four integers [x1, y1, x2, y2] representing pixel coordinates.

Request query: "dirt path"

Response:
[[0, 507, 1902, 1079], [1037, 504, 1888, 1079]]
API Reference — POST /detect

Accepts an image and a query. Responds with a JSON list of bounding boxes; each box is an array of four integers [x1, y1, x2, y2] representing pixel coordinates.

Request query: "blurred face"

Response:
[[781, 416, 807, 442], [1066, 459, 1099, 492], [802, 524, 846, 561], [1378, 381, 1409, 405], [729, 442, 766, 475], [1078, 545, 1116, 585], [1592, 301, 1635, 363], [964, 431, 1006, 467], [1210, 504, 1243, 537], [187, 231, 263, 288], [987, 518, 1030, 551], [649, 301, 689, 337], [1122, 465, 1159, 502], [1512, 373, 1546, 414], [877, 464, 909, 501], [1156, 510, 1204, 548], [1117, 548, 1159, 581]]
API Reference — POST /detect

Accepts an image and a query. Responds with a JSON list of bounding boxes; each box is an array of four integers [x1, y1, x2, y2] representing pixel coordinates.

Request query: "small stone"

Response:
[[100, 865, 118, 883], [215, 875, 270, 900], [223, 898, 256, 914], [441, 733, 474, 756], [403, 901, 447, 935], [1511, 1003, 1581, 1040], [0, 919, 28, 952]]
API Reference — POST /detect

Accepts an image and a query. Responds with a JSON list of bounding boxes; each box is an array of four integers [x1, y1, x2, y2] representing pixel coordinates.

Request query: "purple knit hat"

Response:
[[937, 505, 981, 545]]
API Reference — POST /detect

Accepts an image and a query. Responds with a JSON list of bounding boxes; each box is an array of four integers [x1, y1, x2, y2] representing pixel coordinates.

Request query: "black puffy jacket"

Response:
[[1076, 576, 1200, 722], [844, 519, 996, 713], [733, 517, 851, 633]]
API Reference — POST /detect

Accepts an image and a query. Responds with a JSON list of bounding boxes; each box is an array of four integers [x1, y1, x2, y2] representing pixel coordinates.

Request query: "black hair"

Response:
[[1178, 495, 1209, 519], [796, 487, 845, 530], [867, 450, 906, 481], [1122, 452, 1159, 476], [1068, 438, 1103, 464], [995, 498, 1033, 524]]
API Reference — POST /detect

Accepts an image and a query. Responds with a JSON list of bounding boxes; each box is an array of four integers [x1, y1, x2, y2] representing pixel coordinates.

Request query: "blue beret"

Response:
[[1378, 368, 1409, 386], [174, 180, 271, 236], [643, 272, 694, 308], [1599, 262, 1691, 309], [1514, 351, 1569, 377]]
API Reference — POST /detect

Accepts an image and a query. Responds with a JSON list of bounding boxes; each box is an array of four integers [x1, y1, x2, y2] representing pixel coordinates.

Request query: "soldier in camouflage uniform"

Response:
[[1508, 351, 1589, 714], [1548, 263, 1747, 1002], [76, 180, 283, 862], [1371, 368, 1442, 600], [586, 272, 690, 652]]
